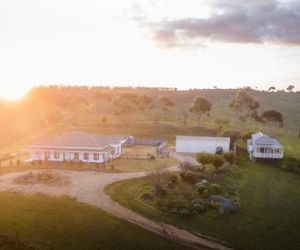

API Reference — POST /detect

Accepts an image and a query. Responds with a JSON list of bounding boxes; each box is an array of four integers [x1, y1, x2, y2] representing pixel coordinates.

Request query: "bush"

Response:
[[158, 198, 194, 216], [204, 183, 223, 196], [196, 153, 214, 165], [148, 155, 156, 161], [169, 172, 181, 184], [212, 155, 225, 169], [180, 170, 200, 184], [141, 193, 153, 201], [224, 152, 235, 165], [179, 161, 199, 172], [154, 183, 168, 196]]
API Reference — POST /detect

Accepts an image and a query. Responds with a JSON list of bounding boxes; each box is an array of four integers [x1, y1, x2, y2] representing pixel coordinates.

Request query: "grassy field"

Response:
[[0, 192, 192, 250], [111, 157, 178, 172], [122, 145, 157, 155], [106, 153, 300, 250]]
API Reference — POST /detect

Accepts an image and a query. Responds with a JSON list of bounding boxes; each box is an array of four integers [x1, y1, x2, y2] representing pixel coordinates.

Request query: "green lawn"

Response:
[[0, 192, 192, 250], [111, 157, 178, 172], [106, 154, 300, 250], [0, 156, 177, 174]]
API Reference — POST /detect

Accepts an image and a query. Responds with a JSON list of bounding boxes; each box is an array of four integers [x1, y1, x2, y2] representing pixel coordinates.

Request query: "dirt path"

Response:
[[0, 166, 231, 250]]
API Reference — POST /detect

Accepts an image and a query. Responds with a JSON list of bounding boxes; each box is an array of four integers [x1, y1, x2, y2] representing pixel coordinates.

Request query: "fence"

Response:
[[120, 152, 169, 160], [125, 138, 165, 146]]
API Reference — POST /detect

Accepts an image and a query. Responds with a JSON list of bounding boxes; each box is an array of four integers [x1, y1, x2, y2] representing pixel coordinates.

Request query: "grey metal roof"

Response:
[[177, 135, 230, 142], [252, 132, 283, 147], [30, 131, 130, 149]]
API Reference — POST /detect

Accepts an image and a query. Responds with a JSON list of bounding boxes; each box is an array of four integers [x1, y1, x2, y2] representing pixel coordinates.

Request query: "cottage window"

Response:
[[274, 149, 281, 154], [45, 151, 50, 159], [84, 153, 89, 160], [257, 148, 264, 153], [93, 153, 99, 161], [74, 152, 79, 160], [54, 152, 60, 159]]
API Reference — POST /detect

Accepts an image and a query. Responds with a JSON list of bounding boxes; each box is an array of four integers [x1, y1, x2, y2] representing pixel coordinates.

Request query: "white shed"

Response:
[[176, 135, 230, 154]]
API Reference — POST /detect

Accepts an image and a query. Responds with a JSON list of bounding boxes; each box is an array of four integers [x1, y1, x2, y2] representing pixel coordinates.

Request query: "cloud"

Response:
[[140, 0, 300, 48]]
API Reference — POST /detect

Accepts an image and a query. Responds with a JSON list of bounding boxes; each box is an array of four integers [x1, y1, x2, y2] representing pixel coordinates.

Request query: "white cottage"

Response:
[[176, 135, 230, 154], [247, 132, 284, 160], [28, 131, 132, 163]]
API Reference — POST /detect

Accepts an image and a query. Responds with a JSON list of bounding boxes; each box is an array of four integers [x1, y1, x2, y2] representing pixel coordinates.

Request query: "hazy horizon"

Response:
[[1, 0, 300, 100]]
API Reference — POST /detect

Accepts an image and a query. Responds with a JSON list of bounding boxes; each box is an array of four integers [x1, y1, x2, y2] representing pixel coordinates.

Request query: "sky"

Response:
[[0, 0, 300, 100]]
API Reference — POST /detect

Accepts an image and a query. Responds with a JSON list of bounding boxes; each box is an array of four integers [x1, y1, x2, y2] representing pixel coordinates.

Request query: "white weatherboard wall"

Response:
[[176, 136, 230, 154]]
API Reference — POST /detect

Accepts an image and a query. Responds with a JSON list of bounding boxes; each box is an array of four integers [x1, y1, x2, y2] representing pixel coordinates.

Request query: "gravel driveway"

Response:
[[0, 166, 231, 250]]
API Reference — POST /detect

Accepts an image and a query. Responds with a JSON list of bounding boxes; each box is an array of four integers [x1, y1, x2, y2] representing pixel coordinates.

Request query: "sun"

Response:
[[0, 85, 29, 101]]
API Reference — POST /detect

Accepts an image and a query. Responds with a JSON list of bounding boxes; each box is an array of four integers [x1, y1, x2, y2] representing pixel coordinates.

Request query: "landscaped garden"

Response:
[[106, 153, 300, 250]]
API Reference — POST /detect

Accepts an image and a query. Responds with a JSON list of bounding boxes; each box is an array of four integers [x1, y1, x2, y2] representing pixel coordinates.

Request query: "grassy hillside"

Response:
[[0, 86, 299, 158]]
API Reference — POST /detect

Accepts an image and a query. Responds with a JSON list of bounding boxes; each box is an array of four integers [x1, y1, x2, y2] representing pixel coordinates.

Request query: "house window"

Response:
[[266, 148, 273, 154], [84, 153, 89, 160], [93, 153, 99, 161], [54, 152, 60, 159], [274, 149, 281, 154], [45, 151, 50, 159], [257, 148, 264, 153], [74, 152, 80, 161]]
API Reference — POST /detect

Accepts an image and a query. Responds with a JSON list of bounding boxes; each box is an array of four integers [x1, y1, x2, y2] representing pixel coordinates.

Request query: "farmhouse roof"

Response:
[[252, 132, 282, 147], [30, 131, 130, 149], [176, 135, 230, 142]]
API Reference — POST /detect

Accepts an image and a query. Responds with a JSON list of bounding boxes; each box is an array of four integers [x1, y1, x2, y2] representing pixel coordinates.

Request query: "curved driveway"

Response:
[[0, 166, 231, 250]]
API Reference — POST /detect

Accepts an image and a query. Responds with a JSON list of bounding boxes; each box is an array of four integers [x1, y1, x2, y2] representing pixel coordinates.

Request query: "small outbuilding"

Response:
[[175, 135, 230, 154], [247, 132, 284, 160]]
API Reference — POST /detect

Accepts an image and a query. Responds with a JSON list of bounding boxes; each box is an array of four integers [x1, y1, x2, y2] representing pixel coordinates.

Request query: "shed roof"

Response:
[[30, 131, 130, 149], [176, 135, 230, 143]]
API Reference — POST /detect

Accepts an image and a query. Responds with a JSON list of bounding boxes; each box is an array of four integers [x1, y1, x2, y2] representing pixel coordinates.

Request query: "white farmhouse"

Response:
[[247, 132, 284, 160], [176, 135, 230, 154], [28, 131, 132, 163]]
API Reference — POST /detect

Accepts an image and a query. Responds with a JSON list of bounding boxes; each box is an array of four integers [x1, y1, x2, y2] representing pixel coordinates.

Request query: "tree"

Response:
[[268, 86, 276, 92], [183, 111, 188, 126], [158, 96, 174, 111], [189, 96, 212, 126], [261, 110, 284, 127], [139, 95, 153, 110], [229, 89, 260, 122], [287, 85, 295, 93]]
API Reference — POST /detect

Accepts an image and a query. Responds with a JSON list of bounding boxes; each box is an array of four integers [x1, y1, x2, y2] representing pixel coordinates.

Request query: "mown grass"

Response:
[[111, 157, 178, 172], [106, 153, 300, 250], [0, 192, 192, 250]]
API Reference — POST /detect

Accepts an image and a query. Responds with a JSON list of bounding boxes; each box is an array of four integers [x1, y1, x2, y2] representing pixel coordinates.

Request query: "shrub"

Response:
[[158, 198, 193, 216], [212, 155, 225, 169], [149, 155, 156, 161], [191, 198, 207, 213], [141, 193, 153, 201], [169, 172, 181, 184], [196, 153, 214, 165], [179, 161, 199, 172], [180, 170, 200, 184], [224, 152, 235, 165], [205, 183, 223, 195], [154, 183, 168, 196]]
